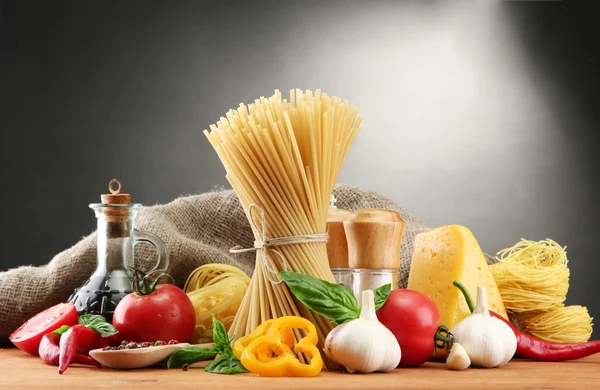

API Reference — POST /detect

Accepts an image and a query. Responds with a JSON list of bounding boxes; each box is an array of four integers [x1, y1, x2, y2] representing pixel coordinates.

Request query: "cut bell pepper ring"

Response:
[[233, 319, 294, 361], [239, 316, 323, 377]]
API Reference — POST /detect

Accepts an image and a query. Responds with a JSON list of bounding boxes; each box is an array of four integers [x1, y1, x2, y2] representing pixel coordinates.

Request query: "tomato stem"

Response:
[[130, 267, 174, 296], [433, 325, 454, 354]]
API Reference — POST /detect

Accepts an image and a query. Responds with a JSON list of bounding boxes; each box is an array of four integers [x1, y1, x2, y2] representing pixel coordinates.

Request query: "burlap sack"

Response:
[[0, 184, 429, 343]]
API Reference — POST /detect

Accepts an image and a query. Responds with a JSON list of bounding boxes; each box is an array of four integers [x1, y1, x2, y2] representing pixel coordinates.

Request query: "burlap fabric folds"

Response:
[[0, 185, 429, 342]]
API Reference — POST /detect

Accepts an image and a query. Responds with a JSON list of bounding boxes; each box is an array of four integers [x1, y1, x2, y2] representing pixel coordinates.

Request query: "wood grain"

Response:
[[326, 208, 351, 268], [345, 209, 405, 269], [1, 348, 598, 390]]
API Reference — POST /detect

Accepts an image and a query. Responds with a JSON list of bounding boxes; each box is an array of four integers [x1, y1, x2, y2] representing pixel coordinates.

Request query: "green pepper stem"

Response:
[[452, 280, 475, 313]]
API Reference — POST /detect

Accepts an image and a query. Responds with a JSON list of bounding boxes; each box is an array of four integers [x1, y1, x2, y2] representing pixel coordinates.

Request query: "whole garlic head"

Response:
[[451, 285, 517, 368], [324, 290, 401, 373]]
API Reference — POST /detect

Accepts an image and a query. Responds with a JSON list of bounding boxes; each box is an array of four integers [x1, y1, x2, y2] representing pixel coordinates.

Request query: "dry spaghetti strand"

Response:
[[203, 89, 362, 369]]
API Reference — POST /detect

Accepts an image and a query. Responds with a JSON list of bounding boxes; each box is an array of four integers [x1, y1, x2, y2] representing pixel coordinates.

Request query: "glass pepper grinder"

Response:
[[68, 179, 169, 322]]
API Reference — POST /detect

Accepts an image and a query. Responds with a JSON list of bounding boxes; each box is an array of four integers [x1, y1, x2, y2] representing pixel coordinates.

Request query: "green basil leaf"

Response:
[[78, 314, 118, 337], [167, 347, 217, 368], [78, 314, 106, 326], [221, 357, 248, 374], [374, 283, 392, 310], [88, 321, 118, 337], [280, 271, 360, 325], [205, 355, 248, 375], [52, 325, 71, 336], [211, 315, 232, 355]]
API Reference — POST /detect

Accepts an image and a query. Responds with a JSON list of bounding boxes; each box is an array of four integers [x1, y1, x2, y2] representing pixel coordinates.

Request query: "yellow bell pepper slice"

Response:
[[233, 319, 274, 360], [240, 316, 323, 377], [232, 319, 295, 361]]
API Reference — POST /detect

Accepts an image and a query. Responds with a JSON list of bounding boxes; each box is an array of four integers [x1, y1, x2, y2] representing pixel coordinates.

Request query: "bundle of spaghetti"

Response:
[[184, 264, 251, 343], [491, 239, 569, 312], [520, 306, 593, 343], [491, 238, 593, 343], [204, 89, 362, 368]]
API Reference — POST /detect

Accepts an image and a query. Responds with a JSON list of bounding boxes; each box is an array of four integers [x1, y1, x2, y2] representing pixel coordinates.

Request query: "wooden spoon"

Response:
[[89, 342, 213, 369]]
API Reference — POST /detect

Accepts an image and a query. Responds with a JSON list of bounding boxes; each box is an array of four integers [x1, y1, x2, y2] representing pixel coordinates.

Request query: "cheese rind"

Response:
[[407, 225, 508, 332]]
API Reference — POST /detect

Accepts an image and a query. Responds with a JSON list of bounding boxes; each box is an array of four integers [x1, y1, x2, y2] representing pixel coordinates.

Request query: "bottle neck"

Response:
[[94, 216, 134, 276]]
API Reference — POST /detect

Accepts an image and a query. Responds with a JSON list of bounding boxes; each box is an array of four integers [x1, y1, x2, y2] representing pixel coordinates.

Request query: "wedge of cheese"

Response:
[[407, 225, 508, 332]]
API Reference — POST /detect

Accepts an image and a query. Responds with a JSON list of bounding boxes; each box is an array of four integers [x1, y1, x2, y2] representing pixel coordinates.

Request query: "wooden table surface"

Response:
[[1, 347, 598, 390]]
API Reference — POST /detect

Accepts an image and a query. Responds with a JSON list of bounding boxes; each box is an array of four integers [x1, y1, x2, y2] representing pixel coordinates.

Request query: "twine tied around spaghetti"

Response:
[[230, 204, 329, 284]]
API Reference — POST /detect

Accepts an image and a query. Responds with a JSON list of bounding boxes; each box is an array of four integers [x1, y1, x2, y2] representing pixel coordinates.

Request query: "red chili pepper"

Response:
[[59, 324, 100, 374], [453, 280, 600, 362], [489, 311, 600, 361], [39, 332, 100, 368]]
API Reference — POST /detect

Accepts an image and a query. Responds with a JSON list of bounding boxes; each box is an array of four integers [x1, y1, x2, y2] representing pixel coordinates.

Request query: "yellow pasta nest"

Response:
[[491, 238, 593, 343], [491, 239, 569, 312], [521, 306, 593, 343], [184, 264, 251, 343]]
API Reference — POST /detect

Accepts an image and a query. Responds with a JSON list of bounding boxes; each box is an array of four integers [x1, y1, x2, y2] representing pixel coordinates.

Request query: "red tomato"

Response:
[[112, 284, 195, 343], [377, 289, 441, 367], [10, 303, 79, 355]]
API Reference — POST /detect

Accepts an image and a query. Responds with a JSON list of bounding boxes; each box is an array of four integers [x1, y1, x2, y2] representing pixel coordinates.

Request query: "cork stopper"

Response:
[[101, 179, 131, 205], [98, 179, 132, 222]]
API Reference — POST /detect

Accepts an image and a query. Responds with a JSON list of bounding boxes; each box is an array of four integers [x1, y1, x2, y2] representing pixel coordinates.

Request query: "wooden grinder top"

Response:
[[327, 208, 352, 268], [344, 209, 405, 270]]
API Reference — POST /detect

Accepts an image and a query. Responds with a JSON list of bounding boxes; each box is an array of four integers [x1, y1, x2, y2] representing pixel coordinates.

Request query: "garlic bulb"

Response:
[[324, 289, 401, 373], [451, 285, 517, 368], [446, 343, 470, 370]]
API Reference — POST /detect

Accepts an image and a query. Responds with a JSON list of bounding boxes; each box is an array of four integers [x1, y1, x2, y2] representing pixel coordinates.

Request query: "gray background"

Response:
[[1, 1, 598, 339]]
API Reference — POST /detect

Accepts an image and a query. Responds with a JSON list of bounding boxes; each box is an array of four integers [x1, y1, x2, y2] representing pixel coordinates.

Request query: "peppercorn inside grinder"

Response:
[[68, 179, 169, 321]]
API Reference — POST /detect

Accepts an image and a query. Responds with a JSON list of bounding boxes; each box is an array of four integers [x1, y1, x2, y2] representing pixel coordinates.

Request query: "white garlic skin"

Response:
[[324, 290, 401, 373], [451, 286, 517, 368]]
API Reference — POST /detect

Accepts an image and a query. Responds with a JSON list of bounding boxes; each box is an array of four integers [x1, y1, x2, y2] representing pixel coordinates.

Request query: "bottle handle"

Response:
[[133, 229, 170, 274]]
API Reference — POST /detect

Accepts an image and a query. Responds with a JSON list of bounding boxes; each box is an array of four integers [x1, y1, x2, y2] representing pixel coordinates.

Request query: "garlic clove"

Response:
[[446, 343, 471, 370]]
